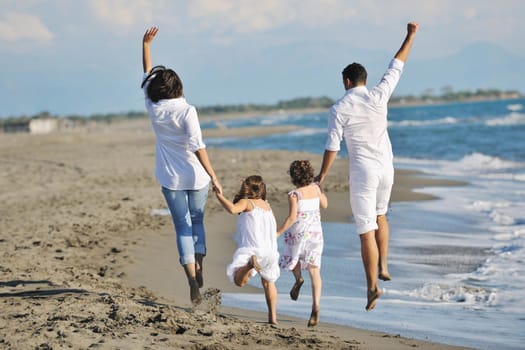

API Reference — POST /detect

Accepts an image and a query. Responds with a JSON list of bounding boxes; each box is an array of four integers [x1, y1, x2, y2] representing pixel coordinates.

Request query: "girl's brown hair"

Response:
[[289, 160, 314, 187], [233, 175, 267, 204]]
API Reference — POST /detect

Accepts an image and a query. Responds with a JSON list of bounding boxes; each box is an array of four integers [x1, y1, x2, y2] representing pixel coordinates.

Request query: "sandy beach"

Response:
[[0, 118, 471, 349]]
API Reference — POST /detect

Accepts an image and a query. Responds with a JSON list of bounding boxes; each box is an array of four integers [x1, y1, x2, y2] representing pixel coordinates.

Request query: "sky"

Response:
[[1, 0, 524, 117]]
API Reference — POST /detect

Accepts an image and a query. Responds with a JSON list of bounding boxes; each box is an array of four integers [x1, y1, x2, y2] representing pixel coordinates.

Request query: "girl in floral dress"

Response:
[[277, 160, 328, 327]]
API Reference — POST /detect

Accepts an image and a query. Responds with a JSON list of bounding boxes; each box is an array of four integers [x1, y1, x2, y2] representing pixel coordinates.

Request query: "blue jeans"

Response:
[[162, 184, 209, 265]]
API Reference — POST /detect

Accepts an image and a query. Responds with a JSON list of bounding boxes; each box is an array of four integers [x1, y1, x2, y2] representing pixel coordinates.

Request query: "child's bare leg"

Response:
[[234, 265, 252, 287], [292, 262, 302, 281], [234, 256, 259, 287], [307, 266, 321, 327], [261, 277, 278, 324], [289, 262, 304, 301]]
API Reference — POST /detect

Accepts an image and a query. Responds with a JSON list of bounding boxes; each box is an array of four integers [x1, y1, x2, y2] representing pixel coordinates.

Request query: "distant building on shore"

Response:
[[2, 118, 58, 134]]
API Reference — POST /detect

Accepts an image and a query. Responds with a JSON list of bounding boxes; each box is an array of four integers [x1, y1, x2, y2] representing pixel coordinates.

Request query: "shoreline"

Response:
[[0, 122, 470, 349]]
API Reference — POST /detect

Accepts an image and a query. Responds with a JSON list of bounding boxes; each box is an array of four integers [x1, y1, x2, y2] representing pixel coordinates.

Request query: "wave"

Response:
[[515, 174, 525, 182], [286, 127, 325, 136], [260, 114, 295, 126], [389, 116, 458, 127], [467, 241, 525, 293], [467, 200, 511, 212], [489, 210, 516, 225], [493, 228, 525, 242], [485, 112, 525, 126], [507, 104, 523, 112], [455, 153, 523, 173], [386, 283, 497, 306], [395, 153, 525, 178], [389, 113, 525, 128]]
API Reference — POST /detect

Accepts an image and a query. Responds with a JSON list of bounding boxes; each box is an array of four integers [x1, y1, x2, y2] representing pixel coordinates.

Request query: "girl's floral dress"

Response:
[[279, 188, 324, 270]]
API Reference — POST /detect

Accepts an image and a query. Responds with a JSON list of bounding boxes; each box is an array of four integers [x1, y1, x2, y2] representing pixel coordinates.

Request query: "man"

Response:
[[316, 22, 419, 311]]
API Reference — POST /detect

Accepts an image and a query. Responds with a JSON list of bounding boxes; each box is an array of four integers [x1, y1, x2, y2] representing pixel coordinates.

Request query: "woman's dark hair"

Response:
[[147, 68, 183, 102], [342, 62, 367, 85], [233, 175, 267, 204], [289, 160, 314, 187]]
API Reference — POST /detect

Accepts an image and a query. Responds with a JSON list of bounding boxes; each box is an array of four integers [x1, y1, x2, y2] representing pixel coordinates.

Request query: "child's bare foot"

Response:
[[249, 255, 262, 272], [307, 307, 320, 327], [378, 271, 391, 281], [289, 277, 304, 301], [365, 288, 382, 311]]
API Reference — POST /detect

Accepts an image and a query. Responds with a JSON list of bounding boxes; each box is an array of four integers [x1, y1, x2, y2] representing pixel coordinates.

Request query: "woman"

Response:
[[141, 27, 222, 305]]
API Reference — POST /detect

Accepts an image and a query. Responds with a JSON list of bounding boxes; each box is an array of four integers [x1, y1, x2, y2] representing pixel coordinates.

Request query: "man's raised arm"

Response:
[[394, 22, 419, 63]]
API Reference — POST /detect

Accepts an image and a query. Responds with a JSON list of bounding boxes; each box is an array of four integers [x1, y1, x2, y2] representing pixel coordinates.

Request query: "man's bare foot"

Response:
[[268, 319, 278, 325], [307, 307, 320, 327], [249, 255, 262, 273], [365, 288, 382, 311], [289, 277, 304, 301]]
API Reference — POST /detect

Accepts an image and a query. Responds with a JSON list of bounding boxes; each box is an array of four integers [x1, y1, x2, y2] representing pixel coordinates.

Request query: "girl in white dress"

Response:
[[277, 160, 328, 327], [215, 175, 280, 324]]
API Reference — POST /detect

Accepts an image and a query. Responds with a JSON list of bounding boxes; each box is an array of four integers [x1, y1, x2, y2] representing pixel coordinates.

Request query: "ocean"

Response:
[[201, 98, 525, 350]]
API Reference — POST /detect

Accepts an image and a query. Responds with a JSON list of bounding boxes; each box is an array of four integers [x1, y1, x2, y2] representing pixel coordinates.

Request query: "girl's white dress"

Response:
[[279, 189, 324, 270], [226, 201, 280, 283]]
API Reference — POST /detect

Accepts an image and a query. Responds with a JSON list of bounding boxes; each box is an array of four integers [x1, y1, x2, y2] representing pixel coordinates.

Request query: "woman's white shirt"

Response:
[[143, 75, 210, 190]]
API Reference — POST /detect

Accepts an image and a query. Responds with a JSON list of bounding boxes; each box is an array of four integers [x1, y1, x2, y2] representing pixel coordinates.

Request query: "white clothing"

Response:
[[324, 58, 404, 234], [142, 73, 210, 190], [349, 168, 393, 234], [226, 201, 280, 283]]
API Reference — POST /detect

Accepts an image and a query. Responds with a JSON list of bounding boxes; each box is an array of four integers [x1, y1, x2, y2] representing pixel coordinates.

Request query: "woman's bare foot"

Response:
[[189, 278, 202, 305], [365, 288, 382, 311], [307, 307, 320, 327], [289, 277, 304, 301], [195, 261, 204, 288]]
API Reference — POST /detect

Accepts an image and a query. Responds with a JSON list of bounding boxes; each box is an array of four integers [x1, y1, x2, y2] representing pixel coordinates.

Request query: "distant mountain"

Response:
[[397, 42, 525, 96]]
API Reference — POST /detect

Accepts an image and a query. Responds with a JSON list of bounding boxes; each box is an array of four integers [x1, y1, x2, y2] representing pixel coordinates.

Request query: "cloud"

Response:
[[463, 7, 478, 20], [87, 0, 156, 33], [0, 12, 53, 42], [188, 0, 356, 34], [188, 0, 293, 33]]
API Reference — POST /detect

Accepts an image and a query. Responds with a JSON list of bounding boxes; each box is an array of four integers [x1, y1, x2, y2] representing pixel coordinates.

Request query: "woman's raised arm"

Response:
[[142, 27, 159, 73]]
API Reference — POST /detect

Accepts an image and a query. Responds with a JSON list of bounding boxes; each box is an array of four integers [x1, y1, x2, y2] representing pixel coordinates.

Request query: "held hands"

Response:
[[212, 178, 223, 196], [143, 27, 159, 45]]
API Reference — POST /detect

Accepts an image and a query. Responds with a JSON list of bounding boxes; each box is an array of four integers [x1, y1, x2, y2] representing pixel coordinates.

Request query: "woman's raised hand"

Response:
[[143, 27, 159, 45]]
